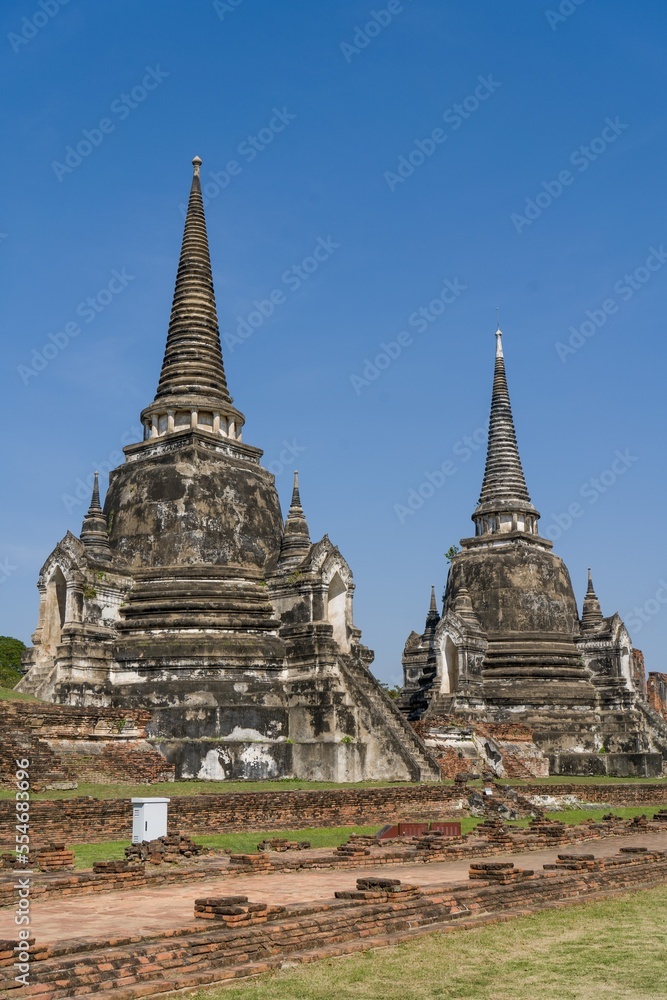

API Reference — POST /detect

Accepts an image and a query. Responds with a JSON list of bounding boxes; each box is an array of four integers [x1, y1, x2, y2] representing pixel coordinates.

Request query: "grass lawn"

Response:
[[189, 886, 667, 999], [70, 819, 485, 868], [1, 772, 663, 802], [501, 775, 667, 785], [0, 685, 40, 701], [0, 778, 436, 801], [68, 808, 665, 868]]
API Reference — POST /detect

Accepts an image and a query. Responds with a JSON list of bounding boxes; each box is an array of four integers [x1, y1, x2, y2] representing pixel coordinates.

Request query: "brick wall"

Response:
[[632, 649, 647, 700], [0, 785, 464, 849], [647, 672, 667, 722], [2, 782, 667, 851], [0, 701, 173, 788]]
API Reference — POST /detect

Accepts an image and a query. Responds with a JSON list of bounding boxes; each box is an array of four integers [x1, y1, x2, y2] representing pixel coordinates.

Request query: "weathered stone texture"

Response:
[[18, 157, 439, 784], [401, 330, 667, 772]]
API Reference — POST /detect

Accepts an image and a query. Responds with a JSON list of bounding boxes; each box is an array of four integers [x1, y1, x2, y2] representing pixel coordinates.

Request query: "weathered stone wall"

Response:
[[3, 782, 667, 850], [647, 672, 667, 722], [549, 752, 662, 778]]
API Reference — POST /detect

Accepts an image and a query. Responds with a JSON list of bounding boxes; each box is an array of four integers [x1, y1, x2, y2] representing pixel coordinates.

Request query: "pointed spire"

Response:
[[89, 471, 102, 512], [424, 585, 440, 636], [279, 471, 312, 565], [154, 156, 231, 405], [290, 470, 303, 512], [479, 327, 530, 504], [140, 156, 246, 446], [581, 568, 604, 632], [472, 327, 540, 537], [80, 473, 112, 562]]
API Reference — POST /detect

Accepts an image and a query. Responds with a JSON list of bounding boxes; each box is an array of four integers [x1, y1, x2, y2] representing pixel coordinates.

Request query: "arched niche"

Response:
[[620, 645, 632, 688], [440, 633, 459, 694], [42, 566, 67, 651], [327, 572, 348, 651]]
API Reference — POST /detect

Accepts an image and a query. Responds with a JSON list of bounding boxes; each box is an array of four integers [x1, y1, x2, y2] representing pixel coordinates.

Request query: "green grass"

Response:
[[542, 804, 666, 824], [0, 685, 41, 702], [501, 774, 667, 785], [68, 809, 666, 870], [73, 840, 130, 869], [0, 778, 435, 801], [69, 819, 485, 869], [189, 886, 667, 999], [1, 771, 663, 801]]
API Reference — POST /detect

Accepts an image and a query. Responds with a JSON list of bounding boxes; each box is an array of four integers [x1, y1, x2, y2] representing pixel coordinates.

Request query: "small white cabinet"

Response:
[[131, 797, 170, 843]]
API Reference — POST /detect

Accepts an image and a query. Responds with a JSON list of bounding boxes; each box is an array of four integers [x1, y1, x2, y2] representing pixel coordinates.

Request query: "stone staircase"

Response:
[[337, 655, 441, 781], [14, 657, 57, 702]]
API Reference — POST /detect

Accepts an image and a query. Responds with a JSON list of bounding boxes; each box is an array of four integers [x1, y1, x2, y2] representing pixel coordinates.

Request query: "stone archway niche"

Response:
[[43, 566, 67, 651], [327, 572, 348, 651]]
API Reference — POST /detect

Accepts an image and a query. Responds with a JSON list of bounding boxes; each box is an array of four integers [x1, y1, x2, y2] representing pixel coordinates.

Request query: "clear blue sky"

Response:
[[1, 0, 666, 685]]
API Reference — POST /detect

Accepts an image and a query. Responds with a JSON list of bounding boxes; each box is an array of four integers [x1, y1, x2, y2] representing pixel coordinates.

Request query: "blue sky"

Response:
[[1, 0, 666, 685]]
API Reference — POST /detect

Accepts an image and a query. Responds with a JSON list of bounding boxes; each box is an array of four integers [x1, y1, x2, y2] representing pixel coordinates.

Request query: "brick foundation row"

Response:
[[1, 848, 666, 998], [3, 780, 667, 851], [1, 813, 662, 910]]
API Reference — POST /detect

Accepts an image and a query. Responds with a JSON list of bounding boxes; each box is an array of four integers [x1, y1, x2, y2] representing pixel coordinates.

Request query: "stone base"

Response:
[[549, 751, 663, 778]]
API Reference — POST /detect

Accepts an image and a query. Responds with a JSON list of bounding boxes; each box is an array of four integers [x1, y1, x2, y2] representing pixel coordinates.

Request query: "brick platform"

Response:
[[0, 812, 664, 912], [1, 842, 666, 998]]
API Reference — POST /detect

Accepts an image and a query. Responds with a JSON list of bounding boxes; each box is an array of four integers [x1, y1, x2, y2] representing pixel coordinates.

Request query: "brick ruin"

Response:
[[413, 716, 550, 779], [3, 780, 667, 854], [647, 671, 667, 721], [0, 700, 173, 789], [1, 806, 666, 908], [2, 838, 667, 998]]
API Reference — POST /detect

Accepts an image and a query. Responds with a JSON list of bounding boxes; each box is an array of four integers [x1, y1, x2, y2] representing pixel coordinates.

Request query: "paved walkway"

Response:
[[2, 831, 666, 945]]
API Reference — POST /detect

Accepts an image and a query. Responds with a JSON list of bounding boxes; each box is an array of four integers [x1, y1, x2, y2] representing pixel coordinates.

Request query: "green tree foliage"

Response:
[[379, 682, 403, 700], [0, 636, 27, 688]]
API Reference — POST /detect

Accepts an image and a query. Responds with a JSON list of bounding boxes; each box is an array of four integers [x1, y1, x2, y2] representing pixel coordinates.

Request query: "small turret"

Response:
[[279, 471, 312, 565], [80, 472, 112, 563], [581, 568, 604, 632], [424, 585, 440, 635], [453, 586, 482, 629]]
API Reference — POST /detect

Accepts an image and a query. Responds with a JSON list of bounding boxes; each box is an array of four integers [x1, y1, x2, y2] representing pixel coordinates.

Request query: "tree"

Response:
[[379, 682, 403, 700], [444, 545, 460, 562], [0, 636, 27, 688]]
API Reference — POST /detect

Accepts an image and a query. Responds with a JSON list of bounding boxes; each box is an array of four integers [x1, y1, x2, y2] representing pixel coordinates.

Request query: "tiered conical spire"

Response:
[[581, 568, 604, 632], [424, 586, 440, 635], [472, 328, 540, 537], [156, 156, 231, 404], [279, 471, 312, 564], [80, 472, 112, 562], [140, 157, 245, 443]]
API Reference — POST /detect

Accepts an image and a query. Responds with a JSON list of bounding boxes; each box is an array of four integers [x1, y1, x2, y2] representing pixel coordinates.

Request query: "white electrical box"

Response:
[[131, 797, 170, 844]]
